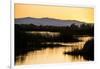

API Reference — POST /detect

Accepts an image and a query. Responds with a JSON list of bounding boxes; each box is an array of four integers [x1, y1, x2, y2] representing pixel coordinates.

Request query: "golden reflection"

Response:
[[16, 36, 92, 65]]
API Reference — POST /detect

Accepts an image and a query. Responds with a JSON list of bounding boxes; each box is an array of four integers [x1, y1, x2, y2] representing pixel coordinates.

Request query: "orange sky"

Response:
[[15, 4, 94, 23]]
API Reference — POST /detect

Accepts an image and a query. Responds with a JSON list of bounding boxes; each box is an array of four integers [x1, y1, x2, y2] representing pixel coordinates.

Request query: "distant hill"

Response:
[[15, 17, 92, 27]]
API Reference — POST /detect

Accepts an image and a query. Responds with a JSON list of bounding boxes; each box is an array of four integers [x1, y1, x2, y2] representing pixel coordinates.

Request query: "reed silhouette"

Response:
[[15, 23, 94, 62], [64, 38, 94, 60]]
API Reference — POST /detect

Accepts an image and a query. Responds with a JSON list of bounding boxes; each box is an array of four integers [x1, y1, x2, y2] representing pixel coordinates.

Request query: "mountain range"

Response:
[[15, 17, 92, 27]]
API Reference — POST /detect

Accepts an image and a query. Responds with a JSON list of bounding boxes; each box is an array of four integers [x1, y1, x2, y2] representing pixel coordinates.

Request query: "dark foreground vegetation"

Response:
[[64, 38, 94, 60], [15, 23, 94, 62]]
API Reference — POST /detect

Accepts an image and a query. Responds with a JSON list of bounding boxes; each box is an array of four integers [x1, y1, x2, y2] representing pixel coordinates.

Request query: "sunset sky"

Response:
[[15, 4, 94, 23]]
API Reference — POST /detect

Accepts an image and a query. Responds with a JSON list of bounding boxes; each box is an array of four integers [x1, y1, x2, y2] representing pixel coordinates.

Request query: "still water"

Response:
[[26, 31, 60, 37], [16, 31, 92, 65]]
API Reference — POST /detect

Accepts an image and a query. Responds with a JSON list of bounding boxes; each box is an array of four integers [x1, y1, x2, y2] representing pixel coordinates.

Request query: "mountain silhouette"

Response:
[[15, 17, 89, 26]]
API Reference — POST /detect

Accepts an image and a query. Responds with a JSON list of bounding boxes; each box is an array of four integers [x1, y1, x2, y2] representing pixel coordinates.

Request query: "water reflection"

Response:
[[26, 31, 60, 37], [16, 36, 92, 65]]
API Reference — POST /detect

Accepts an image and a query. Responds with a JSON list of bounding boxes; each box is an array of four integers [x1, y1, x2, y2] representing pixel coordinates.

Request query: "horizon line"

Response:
[[15, 17, 94, 24]]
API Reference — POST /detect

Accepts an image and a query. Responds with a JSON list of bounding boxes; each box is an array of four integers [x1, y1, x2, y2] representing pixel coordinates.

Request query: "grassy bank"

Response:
[[64, 38, 94, 60]]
